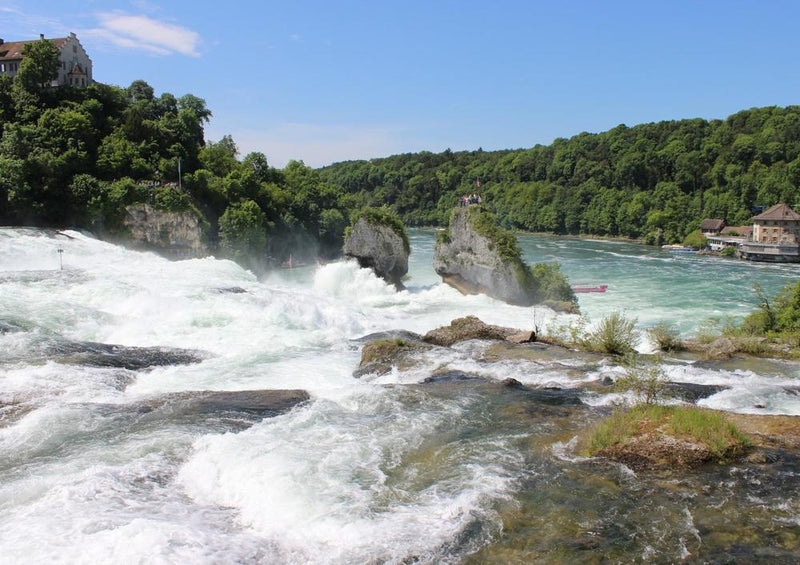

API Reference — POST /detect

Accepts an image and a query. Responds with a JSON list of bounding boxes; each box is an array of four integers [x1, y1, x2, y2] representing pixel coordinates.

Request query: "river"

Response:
[[1, 227, 799, 563]]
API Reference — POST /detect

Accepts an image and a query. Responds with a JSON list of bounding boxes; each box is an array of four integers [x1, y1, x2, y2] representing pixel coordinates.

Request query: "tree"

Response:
[[243, 152, 270, 182], [15, 38, 60, 92], [219, 199, 267, 269], [127, 80, 155, 102]]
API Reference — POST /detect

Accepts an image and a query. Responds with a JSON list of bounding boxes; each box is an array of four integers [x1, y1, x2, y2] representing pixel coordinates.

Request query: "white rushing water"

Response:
[[1, 227, 799, 564]]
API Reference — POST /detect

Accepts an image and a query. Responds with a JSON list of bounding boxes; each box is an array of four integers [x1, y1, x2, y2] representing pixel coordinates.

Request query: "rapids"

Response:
[[1, 227, 799, 563]]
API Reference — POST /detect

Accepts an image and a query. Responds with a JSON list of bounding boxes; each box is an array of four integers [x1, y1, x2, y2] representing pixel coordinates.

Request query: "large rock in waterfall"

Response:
[[122, 203, 207, 259], [434, 207, 576, 309], [343, 208, 410, 289]]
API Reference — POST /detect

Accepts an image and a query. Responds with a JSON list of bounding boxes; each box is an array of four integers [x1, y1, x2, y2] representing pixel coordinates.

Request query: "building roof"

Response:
[[67, 63, 87, 76], [700, 218, 725, 231], [753, 203, 800, 221], [721, 225, 753, 237], [0, 37, 68, 61]]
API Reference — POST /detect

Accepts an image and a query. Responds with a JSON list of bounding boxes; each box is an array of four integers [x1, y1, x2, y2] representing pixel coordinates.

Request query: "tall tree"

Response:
[[16, 38, 60, 92]]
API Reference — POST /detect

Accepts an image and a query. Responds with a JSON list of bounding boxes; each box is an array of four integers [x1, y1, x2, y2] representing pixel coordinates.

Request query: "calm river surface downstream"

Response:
[[1, 227, 799, 563]]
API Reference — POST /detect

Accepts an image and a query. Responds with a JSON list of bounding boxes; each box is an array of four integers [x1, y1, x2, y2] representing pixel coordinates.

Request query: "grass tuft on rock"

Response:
[[587, 405, 750, 469]]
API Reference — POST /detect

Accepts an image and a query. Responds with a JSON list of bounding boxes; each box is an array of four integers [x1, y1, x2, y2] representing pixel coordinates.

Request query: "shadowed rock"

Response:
[[47, 340, 206, 369], [89, 389, 311, 433], [665, 382, 729, 403], [154, 389, 310, 418], [212, 286, 248, 294], [344, 215, 409, 289]]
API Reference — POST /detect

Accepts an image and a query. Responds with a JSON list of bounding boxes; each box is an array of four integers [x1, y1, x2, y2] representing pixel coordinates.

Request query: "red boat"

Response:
[[571, 283, 608, 293]]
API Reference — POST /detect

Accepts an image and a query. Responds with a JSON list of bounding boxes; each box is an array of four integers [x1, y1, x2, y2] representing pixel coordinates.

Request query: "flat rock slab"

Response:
[[423, 315, 518, 346], [154, 389, 311, 418], [47, 339, 207, 369], [87, 389, 310, 429], [665, 382, 729, 403]]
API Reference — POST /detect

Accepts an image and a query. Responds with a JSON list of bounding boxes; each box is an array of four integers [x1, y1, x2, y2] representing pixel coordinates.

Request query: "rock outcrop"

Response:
[[344, 215, 409, 288], [422, 315, 520, 346], [434, 207, 546, 306], [123, 204, 207, 259]]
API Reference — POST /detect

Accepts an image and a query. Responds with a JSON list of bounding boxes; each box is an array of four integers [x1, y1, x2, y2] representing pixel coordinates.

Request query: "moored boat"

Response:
[[662, 244, 696, 254], [571, 283, 608, 293]]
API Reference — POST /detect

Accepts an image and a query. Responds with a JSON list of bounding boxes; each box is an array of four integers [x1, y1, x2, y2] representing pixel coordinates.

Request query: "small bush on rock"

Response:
[[588, 311, 639, 355]]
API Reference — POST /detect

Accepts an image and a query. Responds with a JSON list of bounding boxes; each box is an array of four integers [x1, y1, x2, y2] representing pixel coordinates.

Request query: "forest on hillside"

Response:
[[0, 38, 351, 266], [319, 106, 800, 244], [3, 39, 800, 261]]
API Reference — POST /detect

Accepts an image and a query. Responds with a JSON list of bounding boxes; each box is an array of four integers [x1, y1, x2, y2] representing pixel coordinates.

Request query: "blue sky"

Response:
[[3, 1, 799, 167]]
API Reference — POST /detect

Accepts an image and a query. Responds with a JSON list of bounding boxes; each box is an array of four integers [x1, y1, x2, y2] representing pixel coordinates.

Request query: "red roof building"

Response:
[[752, 203, 800, 244], [0, 32, 92, 87]]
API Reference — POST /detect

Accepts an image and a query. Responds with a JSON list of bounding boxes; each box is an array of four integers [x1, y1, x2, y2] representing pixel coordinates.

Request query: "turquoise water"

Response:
[[2, 228, 799, 564], [409, 229, 800, 334]]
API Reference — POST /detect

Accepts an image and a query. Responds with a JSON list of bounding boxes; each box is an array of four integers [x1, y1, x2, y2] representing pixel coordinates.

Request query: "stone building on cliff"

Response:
[[0, 33, 93, 87]]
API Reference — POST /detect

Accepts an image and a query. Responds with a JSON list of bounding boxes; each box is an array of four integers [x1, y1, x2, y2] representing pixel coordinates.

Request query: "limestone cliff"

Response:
[[122, 204, 207, 258], [434, 207, 576, 308], [343, 211, 409, 288]]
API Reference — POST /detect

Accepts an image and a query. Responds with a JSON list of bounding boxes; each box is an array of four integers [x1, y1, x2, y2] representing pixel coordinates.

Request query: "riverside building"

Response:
[[739, 203, 800, 262]]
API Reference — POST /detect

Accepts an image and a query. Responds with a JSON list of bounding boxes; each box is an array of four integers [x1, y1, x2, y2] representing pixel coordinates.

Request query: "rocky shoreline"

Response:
[[354, 315, 800, 472]]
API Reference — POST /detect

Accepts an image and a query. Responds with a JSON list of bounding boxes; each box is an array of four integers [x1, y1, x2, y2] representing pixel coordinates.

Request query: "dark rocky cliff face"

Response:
[[434, 208, 535, 305], [122, 204, 207, 258], [343, 216, 409, 288]]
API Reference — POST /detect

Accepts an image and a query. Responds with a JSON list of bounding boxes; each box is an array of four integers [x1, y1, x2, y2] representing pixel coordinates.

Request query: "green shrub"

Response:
[[648, 322, 684, 351], [529, 262, 577, 304], [720, 246, 737, 257], [615, 354, 669, 405], [467, 207, 577, 306], [154, 186, 191, 212], [682, 229, 708, 250], [587, 311, 640, 354], [543, 316, 588, 348]]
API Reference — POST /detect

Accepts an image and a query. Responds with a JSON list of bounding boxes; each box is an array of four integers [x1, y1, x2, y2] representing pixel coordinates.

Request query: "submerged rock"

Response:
[[154, 389, 310, 419], [47, 339, 206, 369], [665, 382, 729, 403], [344, 213, 409, 289], [91, 389, 311, 432], [211, 286, 248, 294]]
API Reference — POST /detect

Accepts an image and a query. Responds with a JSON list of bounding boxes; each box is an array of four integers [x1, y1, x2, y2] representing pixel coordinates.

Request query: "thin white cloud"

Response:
[[0, 3, 67, 37], [222, 123, 413, 168], [83, 12, 201, 57]]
